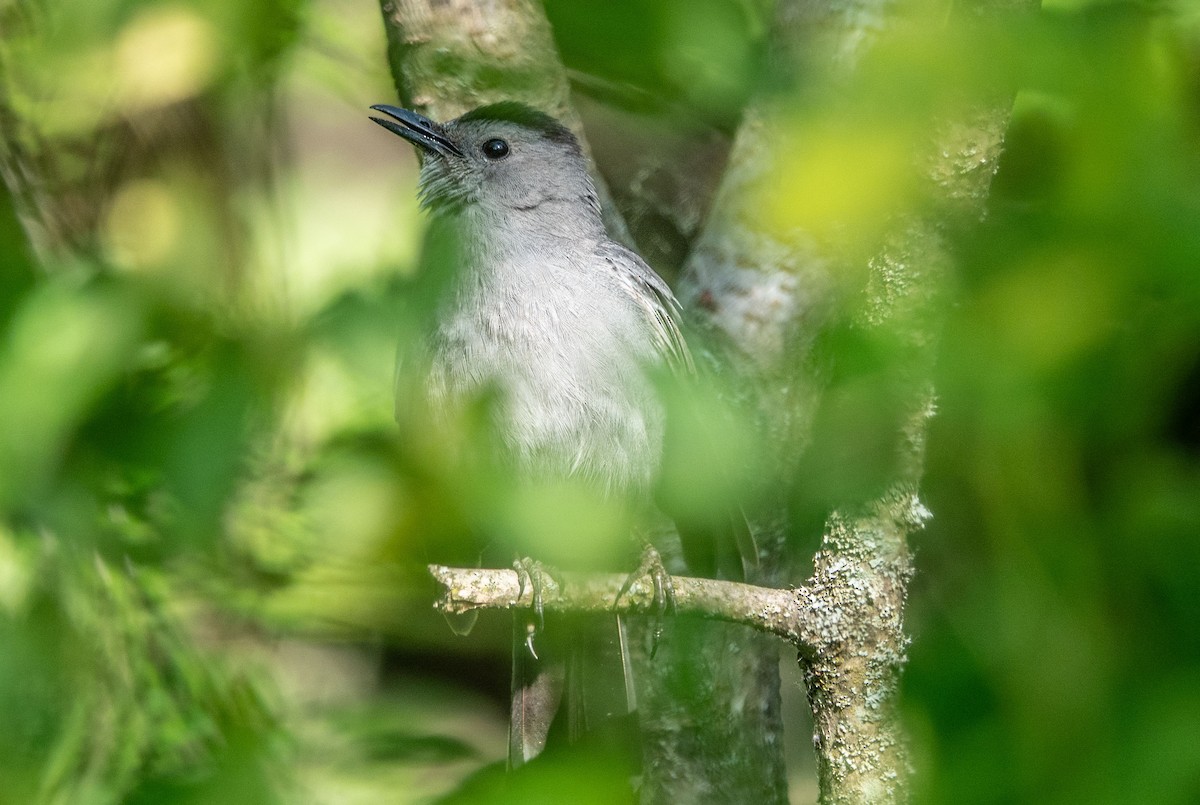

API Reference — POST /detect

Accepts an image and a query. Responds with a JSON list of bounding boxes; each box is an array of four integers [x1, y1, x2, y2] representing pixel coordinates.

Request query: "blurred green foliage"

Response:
[[545, 0, 769, 126], [0, 0, 1198, 803], [903, 5, 1200, 805]]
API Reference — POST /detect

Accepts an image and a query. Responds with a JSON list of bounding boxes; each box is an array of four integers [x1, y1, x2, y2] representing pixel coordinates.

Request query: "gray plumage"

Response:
[[372, 101, 692, 770], [374, 102, 689, 498]]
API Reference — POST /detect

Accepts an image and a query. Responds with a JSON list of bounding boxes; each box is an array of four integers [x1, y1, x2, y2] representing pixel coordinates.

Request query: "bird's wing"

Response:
[[598, 241, 696, 376], [598, 241, 759, 579]]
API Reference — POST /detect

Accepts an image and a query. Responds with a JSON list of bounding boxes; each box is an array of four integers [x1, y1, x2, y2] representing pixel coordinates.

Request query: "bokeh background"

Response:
[[0, 0, 1198, 802]]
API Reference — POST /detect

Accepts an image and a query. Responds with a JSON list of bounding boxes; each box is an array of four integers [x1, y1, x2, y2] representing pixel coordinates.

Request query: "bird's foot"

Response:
[[513, 557, 561, 659], [615, 543, 675, 657]]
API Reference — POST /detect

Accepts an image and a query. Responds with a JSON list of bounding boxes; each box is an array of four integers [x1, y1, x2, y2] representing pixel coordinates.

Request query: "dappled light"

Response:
[[0, 0, 1198, 802]]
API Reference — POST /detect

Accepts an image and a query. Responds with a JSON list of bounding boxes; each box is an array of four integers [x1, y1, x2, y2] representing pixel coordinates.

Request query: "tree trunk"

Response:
[[677, 0, 1031, 800]]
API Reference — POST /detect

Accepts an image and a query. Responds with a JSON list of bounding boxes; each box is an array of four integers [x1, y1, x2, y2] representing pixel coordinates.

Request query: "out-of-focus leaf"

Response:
[[0, 279, 144, 511]]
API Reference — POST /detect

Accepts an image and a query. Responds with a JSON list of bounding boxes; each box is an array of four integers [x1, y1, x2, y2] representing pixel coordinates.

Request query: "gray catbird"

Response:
[[371, 101, 690, 488], [370, 101, 698, 769]]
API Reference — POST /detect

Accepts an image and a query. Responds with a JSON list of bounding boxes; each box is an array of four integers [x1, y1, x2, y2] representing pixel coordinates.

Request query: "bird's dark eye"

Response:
[[481, 138, 510, 159]]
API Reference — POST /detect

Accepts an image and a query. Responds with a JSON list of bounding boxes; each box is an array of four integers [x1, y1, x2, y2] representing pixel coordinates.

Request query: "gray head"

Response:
[[370, 102, 600, 221]]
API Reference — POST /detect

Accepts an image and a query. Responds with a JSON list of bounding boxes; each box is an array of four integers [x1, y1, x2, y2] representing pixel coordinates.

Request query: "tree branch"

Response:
[[430, 563, 813, 648], [430, 553, 913, 674]]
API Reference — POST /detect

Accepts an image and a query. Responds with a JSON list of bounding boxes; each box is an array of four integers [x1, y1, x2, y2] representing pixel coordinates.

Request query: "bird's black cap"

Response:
[[457, 102, 580, 154]]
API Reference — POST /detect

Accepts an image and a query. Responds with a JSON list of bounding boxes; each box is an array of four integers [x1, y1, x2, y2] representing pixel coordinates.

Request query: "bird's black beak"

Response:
[[369, 104, 463, 157]]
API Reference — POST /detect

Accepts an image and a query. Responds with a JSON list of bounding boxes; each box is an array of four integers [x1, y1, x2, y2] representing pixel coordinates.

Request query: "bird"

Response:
[[369, 100, 727, 771]]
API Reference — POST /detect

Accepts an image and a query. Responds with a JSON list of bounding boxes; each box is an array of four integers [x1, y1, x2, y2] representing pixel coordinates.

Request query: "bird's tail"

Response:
[[508, 612, 637, 768]]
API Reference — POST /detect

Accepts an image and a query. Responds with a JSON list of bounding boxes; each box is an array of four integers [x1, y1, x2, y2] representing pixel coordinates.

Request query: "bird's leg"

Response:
[[513, 557, 562, 658], [615, 542, 676, 656]]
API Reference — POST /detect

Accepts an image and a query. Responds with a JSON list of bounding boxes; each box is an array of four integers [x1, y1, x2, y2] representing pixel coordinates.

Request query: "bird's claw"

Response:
[[522, 620, 539, 660], [513, 557, 560, 657], [615, 544, 675, 657]]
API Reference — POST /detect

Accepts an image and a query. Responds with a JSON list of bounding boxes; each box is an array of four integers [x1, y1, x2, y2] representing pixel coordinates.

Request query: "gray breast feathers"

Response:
[[424, 239, 687, 495]]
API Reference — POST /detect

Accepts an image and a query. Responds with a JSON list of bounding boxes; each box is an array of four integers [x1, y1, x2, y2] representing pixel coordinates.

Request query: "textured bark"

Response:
[[675, 0, 1028, 801], [380, 0, 572, 123]]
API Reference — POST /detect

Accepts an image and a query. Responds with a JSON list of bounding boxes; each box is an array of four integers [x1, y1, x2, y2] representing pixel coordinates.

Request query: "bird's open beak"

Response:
[[369, 104, 463, 157]]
